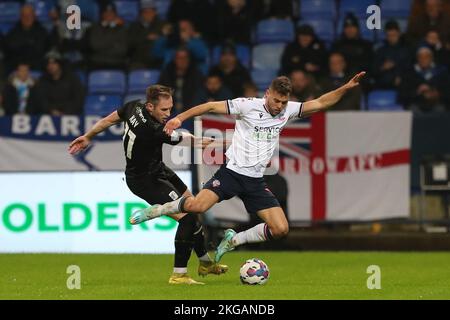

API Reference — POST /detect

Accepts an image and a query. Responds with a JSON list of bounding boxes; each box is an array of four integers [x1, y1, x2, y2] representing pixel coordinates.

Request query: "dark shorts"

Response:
[[126, 164, 188, 205], [203, 165, 280, 214]]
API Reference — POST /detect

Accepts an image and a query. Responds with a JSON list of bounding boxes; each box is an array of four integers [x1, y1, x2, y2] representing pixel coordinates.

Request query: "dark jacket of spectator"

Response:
[[280, 24, 328, 76], [216, 0, 254, 44], [2, 69, 41, 115], [37, 54, 85, 115], [193, 74, 233, 105]]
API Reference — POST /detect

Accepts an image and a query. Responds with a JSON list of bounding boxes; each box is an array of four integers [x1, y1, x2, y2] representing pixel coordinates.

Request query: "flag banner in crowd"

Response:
[[198, 112, 412, 222]]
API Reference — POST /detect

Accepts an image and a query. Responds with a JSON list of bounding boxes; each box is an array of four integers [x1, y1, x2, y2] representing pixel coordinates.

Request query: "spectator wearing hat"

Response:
[[407, 0, 450, 47], [83, 2, 128, 70], [4, 4, 50, 74], [318, 52, 362, 111], [208, 43, 252, 96], [128, 0, 166, 70], [2, 62, 42, 115], [331, 13, 373, 76], [37, 51, 85, 115], [193, 71, 233, 105], [280, 24, 328, 77], [399, 46, 449, 113], [372, 20, 412, 89]]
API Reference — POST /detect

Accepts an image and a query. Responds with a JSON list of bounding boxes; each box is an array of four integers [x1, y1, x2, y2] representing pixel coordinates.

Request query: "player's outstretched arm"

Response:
[[68, 111, 122, 155], [164, 101, 228, 135], [301, 71, 366, 117]]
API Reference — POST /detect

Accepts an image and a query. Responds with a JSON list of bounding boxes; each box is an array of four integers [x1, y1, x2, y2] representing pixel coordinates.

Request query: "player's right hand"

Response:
[[164, 117, 182, 135], [68, 135, 90, 155]]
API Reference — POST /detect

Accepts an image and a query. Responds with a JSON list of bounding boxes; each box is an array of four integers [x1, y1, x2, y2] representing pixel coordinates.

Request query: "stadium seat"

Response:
[[75, 70, 87, 86], [84, 94, 123, 116], [127, 69, 160, 93], [114, 1, 139, 22], [0, 23, 14, 35], [255, 19, 295, 44], [300, 19, 335, 43], [367, 90, 403, 111], [379, 0, 413, 18], [33, 0, 54, 23], [124, 93, 146, 104], [88, 70, 126, 94], [251, 43, 286, 71], [211, 45, 251, 69], [154, 0, 170, 20], [0, 2, 20, 23], [299, 0, 336, 19], [251, 69, 278, 91], [30, 70, 42, 79], [339, 0, 375, 18], [77, 0, 100, 22]]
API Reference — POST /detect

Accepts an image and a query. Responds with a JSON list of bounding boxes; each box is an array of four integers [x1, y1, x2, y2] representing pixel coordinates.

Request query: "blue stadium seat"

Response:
[[84, 95, 123, 116], [77, 0, 100, 22], [251, 69, 278, 91], [211, 45, 251, 69], [128, 69, 160, 93], [0, 2, 20, 23], [379, 0, 412, 18], [88, 70, 126, 94], [0, 23, 14, 35], [30, 70, 42, 79], [339, 0, 375, 18], [154, 0, 170, 20], [367, 90, 403, 111], [300, 19, 335, 43], [255, 19, 295, 44], [114, 1, 139, 22], [124, 93, 146, 104], [252, 43, 286, 71], [300, 0, 336, 19], [75, 70, 87, 86], [33, 0, 54, 23]]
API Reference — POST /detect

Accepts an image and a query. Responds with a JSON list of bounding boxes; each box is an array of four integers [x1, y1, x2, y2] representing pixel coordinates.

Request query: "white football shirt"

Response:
[[225, 97, 303, 177]]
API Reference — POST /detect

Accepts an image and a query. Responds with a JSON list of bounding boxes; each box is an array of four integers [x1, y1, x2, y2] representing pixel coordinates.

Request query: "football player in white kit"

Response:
[[130, 72, 365, 263]]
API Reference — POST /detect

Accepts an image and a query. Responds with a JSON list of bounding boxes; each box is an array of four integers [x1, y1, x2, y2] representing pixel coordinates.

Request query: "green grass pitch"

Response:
[[1, 252, 450, 300]]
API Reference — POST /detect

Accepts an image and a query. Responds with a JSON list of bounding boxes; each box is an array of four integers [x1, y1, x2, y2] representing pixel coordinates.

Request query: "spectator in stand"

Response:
[[83, 2, 128, 70], [128, 0, 165, 70], [167, 0, 217, 43], [1, 63, 41, 115], [153, 19, 209, 73], [209, 42, 252, 97], [372, 20, 412, 89], [37, 51, 85, 115], [419, 29, 450, 70], [289, 70, 321, 102], [158, 47, 204, 115], [318, 52, 362, 111], [407, 0, 450, 47], [4, 4, 50, 74], [216, 0, 254, 45], [280, 24, 328, 77], [331, 13, 373, 76], [399, 46, 449, 113], [49, 3, 92, 70], [193, 71, 233, 105]]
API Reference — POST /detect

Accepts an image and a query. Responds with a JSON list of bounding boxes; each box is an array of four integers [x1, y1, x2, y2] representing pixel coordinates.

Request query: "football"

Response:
[[239, 258, 270, 285]]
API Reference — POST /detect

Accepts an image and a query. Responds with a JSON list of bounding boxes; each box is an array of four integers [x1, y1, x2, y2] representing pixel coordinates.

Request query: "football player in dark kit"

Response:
[[68, 85, 228, 285]]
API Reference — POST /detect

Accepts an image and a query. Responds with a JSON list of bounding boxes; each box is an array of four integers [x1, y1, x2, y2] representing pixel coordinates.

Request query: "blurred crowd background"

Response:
[[0, 0, 449, 118]]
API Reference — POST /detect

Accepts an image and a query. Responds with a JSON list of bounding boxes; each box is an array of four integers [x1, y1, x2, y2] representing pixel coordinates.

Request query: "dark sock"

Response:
[[174, 214, 195, 268]]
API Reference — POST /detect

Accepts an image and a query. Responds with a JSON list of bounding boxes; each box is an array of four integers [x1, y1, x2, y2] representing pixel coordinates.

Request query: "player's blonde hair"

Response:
[[146, 85, 174, 106]]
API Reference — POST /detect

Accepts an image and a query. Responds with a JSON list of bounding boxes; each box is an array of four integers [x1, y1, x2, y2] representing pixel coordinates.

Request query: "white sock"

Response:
[[232, 223, 271, 246], [173, 267, 187, 274], [152, 197, 184, 216], [198, 253, 212, 263]]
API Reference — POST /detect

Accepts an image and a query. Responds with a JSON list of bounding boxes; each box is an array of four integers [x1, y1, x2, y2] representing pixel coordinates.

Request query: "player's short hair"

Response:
[[270, 76, 292, 96], [146, 85, 174, 106]]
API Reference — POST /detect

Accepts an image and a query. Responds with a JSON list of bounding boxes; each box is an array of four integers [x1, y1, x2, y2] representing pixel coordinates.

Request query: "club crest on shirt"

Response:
[[212, 179, 221, 187]]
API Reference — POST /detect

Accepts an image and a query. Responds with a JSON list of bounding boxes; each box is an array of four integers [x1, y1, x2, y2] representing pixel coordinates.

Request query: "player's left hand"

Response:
[[164, 117, 182, 135], [346, 71, 366, 89], [68, 135, 91, 155]]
